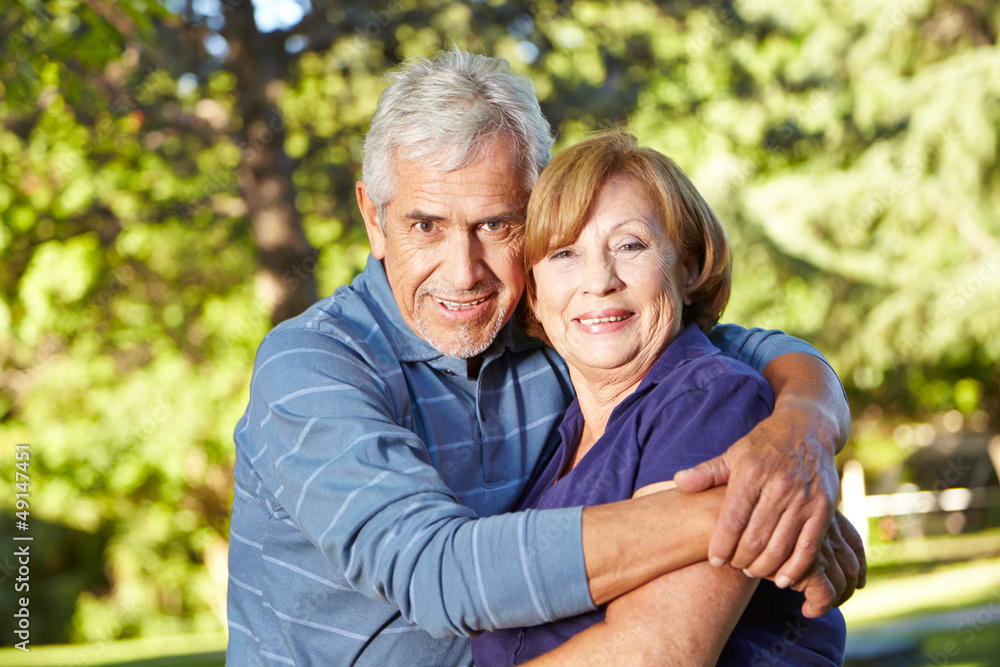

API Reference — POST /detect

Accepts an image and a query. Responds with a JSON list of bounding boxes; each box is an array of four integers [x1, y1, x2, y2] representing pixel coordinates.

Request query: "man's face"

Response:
[[358, 138, 528, 358]]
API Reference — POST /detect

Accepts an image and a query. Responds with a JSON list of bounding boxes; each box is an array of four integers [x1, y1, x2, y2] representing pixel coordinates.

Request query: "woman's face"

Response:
[[532, 175, 698, 384]]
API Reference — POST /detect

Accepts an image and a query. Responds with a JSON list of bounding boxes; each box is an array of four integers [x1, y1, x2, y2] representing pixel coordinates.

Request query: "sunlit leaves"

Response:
[[1, 0, 998, 646]]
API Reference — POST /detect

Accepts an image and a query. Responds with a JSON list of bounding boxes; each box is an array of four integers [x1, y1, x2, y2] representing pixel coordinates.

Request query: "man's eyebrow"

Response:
[[403, 210, 447, 222], [476, 213, 524, 227], [402, 211, 524, 227]]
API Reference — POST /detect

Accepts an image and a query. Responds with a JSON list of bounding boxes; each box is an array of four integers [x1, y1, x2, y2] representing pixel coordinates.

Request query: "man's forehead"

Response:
[[388, 148, 528, 215], [394, 134, 513, 171]]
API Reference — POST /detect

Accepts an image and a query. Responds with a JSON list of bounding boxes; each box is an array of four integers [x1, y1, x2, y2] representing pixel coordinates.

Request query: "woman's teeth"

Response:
[[579, 315, 628, 325]]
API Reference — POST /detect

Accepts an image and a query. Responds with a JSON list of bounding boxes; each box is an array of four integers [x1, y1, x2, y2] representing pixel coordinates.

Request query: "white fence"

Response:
[[840, 435, 1000, 547]]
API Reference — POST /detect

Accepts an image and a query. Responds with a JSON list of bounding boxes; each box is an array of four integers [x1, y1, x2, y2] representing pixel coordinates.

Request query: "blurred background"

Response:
[[0, 0, 998, 664]]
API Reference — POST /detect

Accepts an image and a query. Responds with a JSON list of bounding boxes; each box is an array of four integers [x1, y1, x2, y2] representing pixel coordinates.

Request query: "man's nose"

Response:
[[581, 253, 624, 297], [443, 232, 487, 290]]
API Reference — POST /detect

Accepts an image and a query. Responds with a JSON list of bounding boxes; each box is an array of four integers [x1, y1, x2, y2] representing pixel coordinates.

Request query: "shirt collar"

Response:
[[638, 323, 719, 388], [356, 254, 544, 365]]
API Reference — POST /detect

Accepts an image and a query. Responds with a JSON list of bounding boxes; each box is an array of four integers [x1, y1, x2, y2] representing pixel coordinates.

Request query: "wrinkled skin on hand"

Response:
[[675, 394, 866, 616], [790, 511, 867, 617]]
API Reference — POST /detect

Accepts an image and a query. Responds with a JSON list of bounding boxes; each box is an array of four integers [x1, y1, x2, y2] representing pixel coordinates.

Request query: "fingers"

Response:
[[794, 551, 837, 618], [836, 511, 868, 590], [791, 514, 865, 617], [822, 512, 863, 606], [673, 454, 732, 494], [818, 538, 846, 612], [729, 472, 803, 572], [799, 572, 837, 618], [707, 466, 763, 567], [740, 505, 802, 579], [773, 512, 827, 588]]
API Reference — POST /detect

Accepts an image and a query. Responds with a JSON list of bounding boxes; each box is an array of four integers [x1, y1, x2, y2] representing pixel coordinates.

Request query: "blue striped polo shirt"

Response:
[[226, 255, 829, 666]]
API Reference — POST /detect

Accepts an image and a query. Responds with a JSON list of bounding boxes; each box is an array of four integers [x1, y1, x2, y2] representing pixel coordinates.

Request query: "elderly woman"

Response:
[[471, 132, 846, 666]]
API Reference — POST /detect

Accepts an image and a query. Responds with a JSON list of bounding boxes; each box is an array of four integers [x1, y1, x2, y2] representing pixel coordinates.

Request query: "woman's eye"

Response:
[[620, 241, 646, 252], [550, 249, 573, 259]]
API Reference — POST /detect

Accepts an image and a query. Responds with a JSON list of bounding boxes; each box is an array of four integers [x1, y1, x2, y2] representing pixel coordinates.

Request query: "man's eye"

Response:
[[482, 220, 508, 233], [415, 221, 436, 233]]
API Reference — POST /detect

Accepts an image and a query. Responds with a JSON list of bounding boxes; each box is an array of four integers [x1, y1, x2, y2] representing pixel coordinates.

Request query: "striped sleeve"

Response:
[[246, 328, 594, 638], [710, 324, 836, 373]]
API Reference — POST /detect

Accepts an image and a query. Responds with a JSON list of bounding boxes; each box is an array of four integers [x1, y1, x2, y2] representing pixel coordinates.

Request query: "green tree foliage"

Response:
[[0, 0, 997, 644]]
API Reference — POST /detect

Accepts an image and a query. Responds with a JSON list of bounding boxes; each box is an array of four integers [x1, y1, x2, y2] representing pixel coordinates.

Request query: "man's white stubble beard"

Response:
[[415, 280, 509, 359]]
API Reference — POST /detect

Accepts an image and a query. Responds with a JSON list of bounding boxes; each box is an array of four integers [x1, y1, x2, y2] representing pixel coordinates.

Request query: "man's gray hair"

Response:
[[362, 50, 554, 230]]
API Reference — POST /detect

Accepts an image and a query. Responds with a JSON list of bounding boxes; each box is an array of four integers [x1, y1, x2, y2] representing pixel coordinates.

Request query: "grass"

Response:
[[842, 556, 1000, 628], [0, 633, 226, 667], [841, 555, 1000, 667]]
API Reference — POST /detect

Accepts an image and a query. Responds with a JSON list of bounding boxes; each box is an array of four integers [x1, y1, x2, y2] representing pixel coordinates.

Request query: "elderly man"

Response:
[[227, 50, 861, 666]]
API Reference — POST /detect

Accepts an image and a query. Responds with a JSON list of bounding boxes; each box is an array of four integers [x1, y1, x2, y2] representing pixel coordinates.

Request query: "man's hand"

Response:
[[788, 511, 867, 617], [673, 353, 851, 586]]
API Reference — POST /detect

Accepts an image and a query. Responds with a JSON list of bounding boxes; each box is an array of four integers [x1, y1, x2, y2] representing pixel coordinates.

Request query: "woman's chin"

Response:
[[568, 352, 642, 377]]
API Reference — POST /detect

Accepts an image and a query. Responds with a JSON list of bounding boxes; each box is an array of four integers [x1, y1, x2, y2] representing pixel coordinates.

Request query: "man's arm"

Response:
[[584, 364, 860, 619], [580, 467, 862, 619], [246, 327, 732, 636], [245, 328, 595, 637], [676, 326, 861, 594], [581, 486, 724, 605], [675, 353, 851, 580]]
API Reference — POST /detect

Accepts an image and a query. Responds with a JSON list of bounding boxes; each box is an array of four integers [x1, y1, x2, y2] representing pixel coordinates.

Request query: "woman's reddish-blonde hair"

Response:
[[521, 131, 731, 343]]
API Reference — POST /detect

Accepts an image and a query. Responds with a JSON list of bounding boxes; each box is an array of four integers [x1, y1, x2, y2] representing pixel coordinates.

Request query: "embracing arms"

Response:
[[520, 355, 858, 666], [530, 505, 861, 666], [246, 323, 859, 640], [684, 327, 864, 612], [530, 490, 757, 666], [247, 326, 733, 637], [582, 333, 864, 618]]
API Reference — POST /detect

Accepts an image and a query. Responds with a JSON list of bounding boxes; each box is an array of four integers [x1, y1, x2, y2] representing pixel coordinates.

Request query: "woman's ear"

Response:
[[682, 255, 701, 306]]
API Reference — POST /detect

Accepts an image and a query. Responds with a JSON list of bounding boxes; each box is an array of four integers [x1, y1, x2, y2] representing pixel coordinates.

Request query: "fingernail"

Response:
[[776, 575, 792, 589], [709, 557, 726, 568], [742, 569, 754, 578]]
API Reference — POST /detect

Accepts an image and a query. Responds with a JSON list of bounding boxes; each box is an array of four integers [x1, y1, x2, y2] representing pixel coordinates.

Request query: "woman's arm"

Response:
[[527, 489, 757, 667]]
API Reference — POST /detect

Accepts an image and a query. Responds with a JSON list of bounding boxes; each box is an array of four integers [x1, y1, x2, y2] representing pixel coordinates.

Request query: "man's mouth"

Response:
[[433, 296, 489, 311]]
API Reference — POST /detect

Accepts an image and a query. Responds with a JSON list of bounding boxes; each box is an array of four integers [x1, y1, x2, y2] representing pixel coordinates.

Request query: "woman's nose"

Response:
[[581, 254, 623, 297]]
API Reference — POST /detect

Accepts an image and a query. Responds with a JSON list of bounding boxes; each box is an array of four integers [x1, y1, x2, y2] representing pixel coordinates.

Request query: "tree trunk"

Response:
[[223, 5, 318, 326]]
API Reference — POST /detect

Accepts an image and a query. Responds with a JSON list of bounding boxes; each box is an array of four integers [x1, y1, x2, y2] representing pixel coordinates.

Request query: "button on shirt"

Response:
[[227, 255, 833, 666]]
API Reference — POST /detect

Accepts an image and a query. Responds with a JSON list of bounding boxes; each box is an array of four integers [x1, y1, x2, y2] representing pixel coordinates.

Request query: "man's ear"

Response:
[[682, 255, 701, 306], [356, 181, 386, 260]]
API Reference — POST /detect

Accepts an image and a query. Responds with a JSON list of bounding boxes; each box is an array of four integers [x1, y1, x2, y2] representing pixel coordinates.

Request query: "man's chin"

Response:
[[419, 318, 503, 359], [426, 332, 494, 359]]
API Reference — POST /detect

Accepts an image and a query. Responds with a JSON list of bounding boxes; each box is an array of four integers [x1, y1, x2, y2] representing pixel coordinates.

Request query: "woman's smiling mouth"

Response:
[[573, 310, 635, 331], [577, 314, 631, 325]]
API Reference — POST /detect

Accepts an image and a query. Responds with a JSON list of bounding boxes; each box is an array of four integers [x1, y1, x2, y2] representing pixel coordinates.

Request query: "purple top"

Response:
[[471, 324, 846, 666]]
